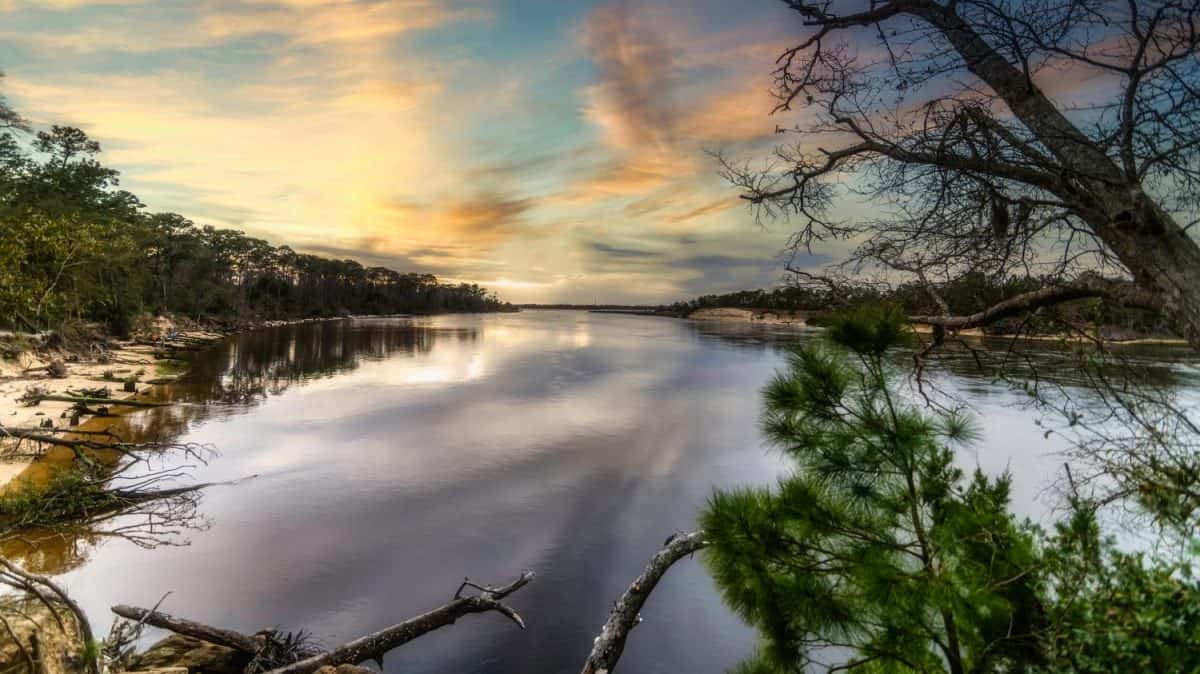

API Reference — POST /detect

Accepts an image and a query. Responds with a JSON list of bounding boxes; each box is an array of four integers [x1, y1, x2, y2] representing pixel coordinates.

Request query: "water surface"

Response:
[[33, 311, 1200, 672]]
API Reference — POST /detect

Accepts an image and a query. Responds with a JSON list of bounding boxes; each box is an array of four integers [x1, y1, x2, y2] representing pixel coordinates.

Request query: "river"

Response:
[[16, 310, 1200, 673]]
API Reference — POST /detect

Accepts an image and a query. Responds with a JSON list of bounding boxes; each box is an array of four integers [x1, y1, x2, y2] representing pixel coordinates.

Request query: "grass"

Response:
[[0, 468, 129, 533]]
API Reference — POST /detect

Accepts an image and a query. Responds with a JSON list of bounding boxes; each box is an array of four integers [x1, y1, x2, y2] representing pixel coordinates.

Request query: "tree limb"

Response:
[[909, 279, 1159, 330], [21, 395, 168, 408], [266, 571, 534, 674], [580, 531, 708, 674], [0, 557, 99, 674], [111, 604, 262, 654]]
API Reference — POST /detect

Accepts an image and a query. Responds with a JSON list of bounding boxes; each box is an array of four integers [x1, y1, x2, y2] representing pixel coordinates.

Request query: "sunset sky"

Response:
[[0, 0, 853, 304]]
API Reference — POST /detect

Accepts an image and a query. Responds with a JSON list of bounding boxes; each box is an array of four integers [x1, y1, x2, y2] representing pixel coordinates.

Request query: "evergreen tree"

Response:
[[701, 307, 1045, 673]]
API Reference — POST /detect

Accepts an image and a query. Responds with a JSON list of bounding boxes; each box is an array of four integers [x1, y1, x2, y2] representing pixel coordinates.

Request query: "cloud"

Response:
[[0, 1, 487, 55], [581, 2, 678, 151], [0, 0, 812, 304], [589, 241, 664, 259]]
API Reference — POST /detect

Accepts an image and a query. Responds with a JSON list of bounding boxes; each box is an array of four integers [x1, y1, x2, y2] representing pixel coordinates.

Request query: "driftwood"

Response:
[[23, 394, 168, 408], [109, 571, 534, 674], [111, 605, 261, 654], [580, 531, 707, 674], [97, 531, 706, 674], [269, 571, 534, 674]]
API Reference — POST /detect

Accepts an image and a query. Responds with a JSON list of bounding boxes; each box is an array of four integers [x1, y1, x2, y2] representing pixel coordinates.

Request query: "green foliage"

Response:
[[824, 303, 912, 355], [703, 312, 1200, 672], [1040, 510, 1200, 673], [0, 467, 128, 533], [673, 270, 1173, 337], [703, 313, 1043, 673], [0, 113, 510, 334]]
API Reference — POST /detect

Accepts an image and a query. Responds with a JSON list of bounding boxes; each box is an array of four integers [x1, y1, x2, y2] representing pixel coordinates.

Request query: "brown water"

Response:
[[16, 311, 1200, 673]]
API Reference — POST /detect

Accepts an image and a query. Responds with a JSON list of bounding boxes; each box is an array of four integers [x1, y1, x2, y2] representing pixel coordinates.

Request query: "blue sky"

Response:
[[0, 0, 843, 303]]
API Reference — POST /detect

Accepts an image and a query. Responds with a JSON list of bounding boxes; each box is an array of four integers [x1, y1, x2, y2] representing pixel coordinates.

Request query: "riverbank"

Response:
[[687, 307, 810, 326], [0, 330, 224, 487], [0, 314, 413, 489], [684, 306, 1189, 346]]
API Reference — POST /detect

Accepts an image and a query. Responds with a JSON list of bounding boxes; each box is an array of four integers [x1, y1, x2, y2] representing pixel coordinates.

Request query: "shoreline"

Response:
[[684, 306, 1189, 346], [0, 313, 418, 489]]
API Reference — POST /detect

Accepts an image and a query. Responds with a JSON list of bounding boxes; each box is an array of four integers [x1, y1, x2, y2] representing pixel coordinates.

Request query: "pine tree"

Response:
[[701, 307, 1045, 673]]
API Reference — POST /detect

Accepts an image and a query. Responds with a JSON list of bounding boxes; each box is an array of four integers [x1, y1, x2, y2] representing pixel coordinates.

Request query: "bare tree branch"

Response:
[[111, 604, 261, 654], [909, 278, 1159, 329], [580, 531, 708, 674], [267, 571, 534, 674]]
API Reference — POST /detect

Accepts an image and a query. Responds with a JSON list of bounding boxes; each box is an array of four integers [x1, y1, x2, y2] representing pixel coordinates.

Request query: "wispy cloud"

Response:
[[1, 0, 808, 304]]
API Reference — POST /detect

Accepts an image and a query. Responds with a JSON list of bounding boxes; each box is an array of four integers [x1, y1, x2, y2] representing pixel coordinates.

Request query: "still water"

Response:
[[27, 311, 1200, 672]]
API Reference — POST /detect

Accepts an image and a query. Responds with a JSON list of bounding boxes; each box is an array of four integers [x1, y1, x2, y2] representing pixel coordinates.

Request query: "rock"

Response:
[[128, 634, 247, 674], [47, 360, 67, 378]]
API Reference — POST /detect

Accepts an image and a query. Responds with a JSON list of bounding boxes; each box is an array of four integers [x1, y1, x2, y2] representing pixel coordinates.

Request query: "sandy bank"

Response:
[[0, 314, 418, 488], [686, 307, 1187, 346], [0, 330, 225, 487], [687, 307, 810, 326]]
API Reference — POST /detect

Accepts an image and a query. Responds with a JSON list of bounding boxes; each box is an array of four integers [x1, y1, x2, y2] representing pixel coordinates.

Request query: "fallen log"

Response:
[[269, 571, 534, 674], [111, 605, 260, 654], [109, 571, 534, 674], [24, 395, 168, 408], [580, 531, 707, 674]]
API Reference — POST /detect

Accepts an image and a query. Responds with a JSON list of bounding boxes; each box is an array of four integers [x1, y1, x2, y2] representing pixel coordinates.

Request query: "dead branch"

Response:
[[909, 281, 1159, 331], [0, 556, 99, 674], [111, 604, 261, 654], [580, 531, 707, 674], [21, 394, 168, 408], [109, 572, 534, 674], [267, 571, 534, 674]]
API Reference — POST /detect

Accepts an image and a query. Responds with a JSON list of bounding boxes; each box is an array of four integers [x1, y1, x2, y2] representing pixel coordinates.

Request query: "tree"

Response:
[[700, 309, 1200, 673], [702, 308, 1045, 673], [725, 0, 1200, 348]]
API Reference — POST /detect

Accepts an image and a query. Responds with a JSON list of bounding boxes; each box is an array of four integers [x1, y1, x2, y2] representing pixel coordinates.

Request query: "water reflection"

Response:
[[21, 312, 1197, 673]]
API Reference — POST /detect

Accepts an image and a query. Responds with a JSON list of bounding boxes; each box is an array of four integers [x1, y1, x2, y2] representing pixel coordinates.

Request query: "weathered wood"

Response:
[[110, 605, 261, 654], [27, 395, 167, 408], [909, 280, 1159, 331], [580, 531, 707, 674], [267, 571, 534, 674], [0, 557, 99, 674]]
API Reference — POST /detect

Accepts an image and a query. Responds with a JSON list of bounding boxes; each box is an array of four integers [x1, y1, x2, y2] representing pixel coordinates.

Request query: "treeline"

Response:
[[0, 125, 510, 336], [672, 271, 1173, 336]]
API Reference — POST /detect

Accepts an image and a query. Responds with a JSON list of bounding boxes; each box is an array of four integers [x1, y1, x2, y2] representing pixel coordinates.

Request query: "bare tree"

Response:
[[725, 0, 1200, 347]]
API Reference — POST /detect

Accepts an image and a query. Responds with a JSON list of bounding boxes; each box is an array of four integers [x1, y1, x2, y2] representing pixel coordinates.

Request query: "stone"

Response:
[[127, 634, 247, 674]]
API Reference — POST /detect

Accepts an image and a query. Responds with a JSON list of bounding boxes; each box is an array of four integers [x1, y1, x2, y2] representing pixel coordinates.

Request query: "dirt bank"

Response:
[[687, 307, 810, 326], [0, 329, 226, 487]]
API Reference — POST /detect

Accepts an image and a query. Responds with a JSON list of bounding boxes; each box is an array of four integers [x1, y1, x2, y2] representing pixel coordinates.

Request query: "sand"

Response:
[[0, 331, 225, 488], [687, 307, 810, 326]]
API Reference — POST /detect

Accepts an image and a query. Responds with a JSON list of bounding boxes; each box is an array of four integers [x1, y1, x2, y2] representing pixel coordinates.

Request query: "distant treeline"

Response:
[[518, 304, 670, 311], [671, 272, 1173, 336], [0, 126, 510, 336]]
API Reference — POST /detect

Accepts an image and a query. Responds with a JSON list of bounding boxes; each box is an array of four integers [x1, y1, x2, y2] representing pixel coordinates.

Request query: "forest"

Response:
[[671, 271, 1173, 338], [0, 124, 510, 337]]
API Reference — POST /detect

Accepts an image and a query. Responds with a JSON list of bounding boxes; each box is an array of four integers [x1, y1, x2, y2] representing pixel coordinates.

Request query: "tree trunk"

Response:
[[913, 2, 1200, 349], [1090, 206, 1200, 350]]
